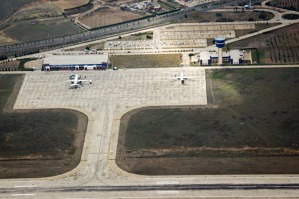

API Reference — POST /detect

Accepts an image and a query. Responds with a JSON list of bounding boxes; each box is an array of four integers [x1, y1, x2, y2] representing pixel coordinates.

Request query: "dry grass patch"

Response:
[[111, 54, 181, 68], [53, 0, 90, 10], [78, 7, 141, 29]]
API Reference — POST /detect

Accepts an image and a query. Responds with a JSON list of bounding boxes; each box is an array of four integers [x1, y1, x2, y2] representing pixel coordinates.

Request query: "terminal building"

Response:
[[42, 54, 108, 71], [198, 50, 245, 66]]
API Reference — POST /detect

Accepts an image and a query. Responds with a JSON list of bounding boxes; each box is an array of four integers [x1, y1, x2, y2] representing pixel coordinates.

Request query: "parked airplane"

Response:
[[171, 72, 196, 84], [67, 74, 92, 89]]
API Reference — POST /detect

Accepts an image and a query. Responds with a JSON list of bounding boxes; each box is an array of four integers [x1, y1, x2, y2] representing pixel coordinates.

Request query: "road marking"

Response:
[[157, 181, 179, 185], [14, 185, 37, 188], [157, 190, 179, 195], [12, 194, 35, 196], [146, 177, 196, 180], [10, 181, 36, 182]]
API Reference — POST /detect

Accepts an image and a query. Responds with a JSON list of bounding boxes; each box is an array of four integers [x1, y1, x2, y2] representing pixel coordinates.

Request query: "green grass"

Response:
[[251, 49, 258, 63], [258, 50, 265, 59], [212, 70, 227, 79]]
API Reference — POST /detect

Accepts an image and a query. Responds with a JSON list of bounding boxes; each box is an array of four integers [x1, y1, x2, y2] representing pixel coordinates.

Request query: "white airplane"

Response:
[[67, 74, 92, 89], [170, 72, 196, 84]]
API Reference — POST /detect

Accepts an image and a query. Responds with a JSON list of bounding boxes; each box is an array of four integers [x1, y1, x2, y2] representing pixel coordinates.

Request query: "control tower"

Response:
[[214, 36, 226, 65]]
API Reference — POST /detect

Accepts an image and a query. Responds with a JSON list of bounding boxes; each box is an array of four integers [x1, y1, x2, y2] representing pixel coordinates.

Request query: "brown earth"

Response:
[[0, 75, 88, 178], [52, 0, 90, 10], [0, 61, 20, 70], [78, 7, 141, 29]]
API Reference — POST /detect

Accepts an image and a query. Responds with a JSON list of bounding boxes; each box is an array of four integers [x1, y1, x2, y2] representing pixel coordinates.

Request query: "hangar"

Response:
[[42, 54, 108, 71]]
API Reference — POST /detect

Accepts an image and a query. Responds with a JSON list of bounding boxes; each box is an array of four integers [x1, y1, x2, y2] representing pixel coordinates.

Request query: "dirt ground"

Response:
[[53, 0, 90, 10], [0, 74, 88, 178], [116, 68, 299, 175], [78, 7, 142, 29], [228, 23, 299, 64], [24, 59, 43, 70], [0, 61, 20, 71]]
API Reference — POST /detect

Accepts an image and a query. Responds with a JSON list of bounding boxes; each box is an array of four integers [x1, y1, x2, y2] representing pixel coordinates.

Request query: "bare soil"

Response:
[[0, 74, 88, 178], [53, 0, 90, 10], [78, 7, 141, 29], [116, 68, 299, 175], [0, 61, 20, 71]]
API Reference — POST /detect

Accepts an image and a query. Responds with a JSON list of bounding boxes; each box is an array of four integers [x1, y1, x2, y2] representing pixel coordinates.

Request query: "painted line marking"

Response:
[[146, 178, 196, 180], [10, 181, 36, 182], [12, 194, 35, 196], [14, 185, 37, 188], [157, 190, 179, 195], [157, 181, 179, 185]]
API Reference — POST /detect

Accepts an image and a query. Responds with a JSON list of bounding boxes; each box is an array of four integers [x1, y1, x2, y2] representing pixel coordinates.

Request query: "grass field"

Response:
[[4, 18, 85, 42], [0, 74, 88, 178], [111, 54, 181, 68], [116, 68, 299, 175]]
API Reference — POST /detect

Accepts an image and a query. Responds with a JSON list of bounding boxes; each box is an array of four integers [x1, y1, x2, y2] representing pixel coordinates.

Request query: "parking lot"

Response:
[[104, 40, 154, 50]]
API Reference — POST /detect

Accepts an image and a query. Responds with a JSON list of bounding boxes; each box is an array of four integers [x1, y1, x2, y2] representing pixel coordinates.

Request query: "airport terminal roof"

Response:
[[199, 51, 211, 60], [43, 54, 108, 65], [230, 50, 243, 60]]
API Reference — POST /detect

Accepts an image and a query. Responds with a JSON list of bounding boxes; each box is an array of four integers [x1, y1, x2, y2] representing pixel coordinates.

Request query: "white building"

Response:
[[42, 54, 108, 71], [198, 50, 245, 65]]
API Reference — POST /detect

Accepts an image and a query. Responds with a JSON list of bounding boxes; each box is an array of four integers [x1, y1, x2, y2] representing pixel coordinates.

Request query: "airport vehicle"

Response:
[[171, 72, 196, 84], [67, 74, 91, 89]]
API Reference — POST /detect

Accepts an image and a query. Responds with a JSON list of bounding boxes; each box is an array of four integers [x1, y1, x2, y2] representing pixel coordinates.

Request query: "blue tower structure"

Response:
[[214, 36, 226, 65]]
